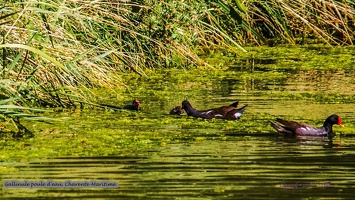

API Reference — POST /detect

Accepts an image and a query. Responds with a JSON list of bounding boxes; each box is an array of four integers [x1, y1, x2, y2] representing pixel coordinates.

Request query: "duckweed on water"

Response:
[[205, 45, 355, 70], [1, 46, 355, 165]]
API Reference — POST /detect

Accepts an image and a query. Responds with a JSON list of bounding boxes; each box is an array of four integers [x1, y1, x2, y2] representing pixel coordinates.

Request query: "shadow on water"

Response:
[[2, 47, 355, 199], [229, 58, 277, 72], [3, 135, 355, 199]]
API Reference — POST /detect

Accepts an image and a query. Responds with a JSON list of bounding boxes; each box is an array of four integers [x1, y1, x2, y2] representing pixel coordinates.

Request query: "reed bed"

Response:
[[0, 0, 354, 134], [211, 0, 355, 45]]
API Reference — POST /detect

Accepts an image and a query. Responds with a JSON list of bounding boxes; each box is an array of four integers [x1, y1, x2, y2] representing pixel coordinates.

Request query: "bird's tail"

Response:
[[269, 121, 292, 134], [237, 104, 248, 115], [270, 121, 282, 132], [232, 104, 248, 119], [228, 101, 239, 108]]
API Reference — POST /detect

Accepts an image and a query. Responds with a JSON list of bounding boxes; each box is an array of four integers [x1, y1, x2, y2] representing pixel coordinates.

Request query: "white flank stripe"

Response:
[[234, 113, 242, 118]]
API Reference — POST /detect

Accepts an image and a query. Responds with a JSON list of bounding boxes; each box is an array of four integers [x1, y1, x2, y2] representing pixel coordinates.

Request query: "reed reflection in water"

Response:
[[2, 135, 355, 199]]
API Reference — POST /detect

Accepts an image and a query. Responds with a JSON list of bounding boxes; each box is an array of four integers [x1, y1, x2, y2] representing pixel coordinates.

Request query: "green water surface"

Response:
[[1, 45, 355, 199]]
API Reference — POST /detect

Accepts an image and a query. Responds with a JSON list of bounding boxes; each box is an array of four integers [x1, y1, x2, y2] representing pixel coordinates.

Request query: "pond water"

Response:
[[3, 136, 355, 199], [1, 46, 355, 199]]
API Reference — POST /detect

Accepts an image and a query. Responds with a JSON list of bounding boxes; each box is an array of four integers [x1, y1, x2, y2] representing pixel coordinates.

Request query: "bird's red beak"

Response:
[[338, 117, 344, 127]]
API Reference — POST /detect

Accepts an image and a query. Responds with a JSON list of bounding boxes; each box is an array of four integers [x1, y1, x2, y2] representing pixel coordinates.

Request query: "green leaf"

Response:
[[212, 0, 230, 13], [0, 44, 68, 73], [0, 104, 49, 112], [0, 98, 19, 105], [229, 6, 243, 24], [234, 0, 246, 13]]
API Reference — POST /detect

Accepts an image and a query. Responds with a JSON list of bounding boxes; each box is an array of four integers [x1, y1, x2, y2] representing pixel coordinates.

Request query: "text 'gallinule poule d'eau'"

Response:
[[181, 100, 248, 120], [170, 106, 184, 115], [270, 114, 343, 136]]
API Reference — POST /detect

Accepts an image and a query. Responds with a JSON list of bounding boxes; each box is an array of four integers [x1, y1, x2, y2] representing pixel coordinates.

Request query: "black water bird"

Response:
[[270, 114, 343, 136], [181, 100, 248, 120]]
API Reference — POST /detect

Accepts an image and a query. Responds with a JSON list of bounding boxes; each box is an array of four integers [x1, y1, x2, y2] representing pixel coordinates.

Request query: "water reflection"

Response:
[[274, 134, 342, 149], [3, 136, 355, 199], [3, 48, 355, 199]]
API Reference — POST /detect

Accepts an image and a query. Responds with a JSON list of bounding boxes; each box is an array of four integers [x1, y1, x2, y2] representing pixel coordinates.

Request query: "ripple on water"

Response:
[[3, 136, 355, 199]]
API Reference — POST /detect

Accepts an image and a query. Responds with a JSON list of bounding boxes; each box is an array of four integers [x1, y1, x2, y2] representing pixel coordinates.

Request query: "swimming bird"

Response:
[[181, 100, 247, 120], [170, 106, 184, 115], [270, 114, 343, 136], [123, 99, 140, 111], [99, 99, 141, 111]]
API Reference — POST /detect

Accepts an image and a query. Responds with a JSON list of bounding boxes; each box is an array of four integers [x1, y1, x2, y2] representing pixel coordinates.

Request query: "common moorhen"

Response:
[[270, 114, 343, 136], [98, 99, 140, 111], [123, 99, 140, 111], [170, 106, 184, 115], [181, 100, 248, 120]]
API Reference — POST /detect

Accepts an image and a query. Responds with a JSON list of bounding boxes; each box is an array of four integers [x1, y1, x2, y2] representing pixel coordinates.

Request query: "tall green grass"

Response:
[[1, 0, 355, 135], [0, 1, 245, 109], [211, 0, 355, 45], [1, 0, 355, 110]]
